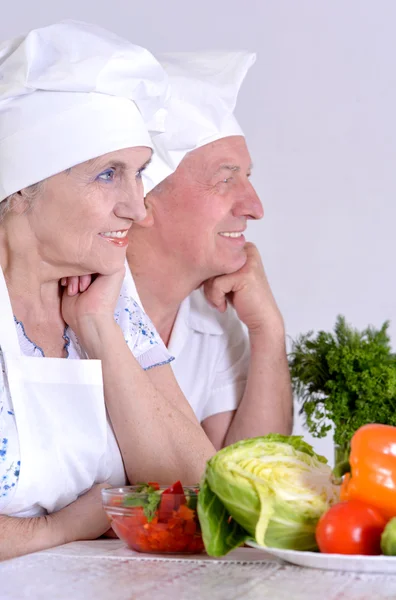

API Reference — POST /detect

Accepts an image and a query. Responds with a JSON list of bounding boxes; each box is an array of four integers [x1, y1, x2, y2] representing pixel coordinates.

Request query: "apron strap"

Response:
[[0, 267, 22, 357]]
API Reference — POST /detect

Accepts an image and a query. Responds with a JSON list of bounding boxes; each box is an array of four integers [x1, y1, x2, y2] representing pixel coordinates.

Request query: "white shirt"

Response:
[[168, 288, 250, 423]]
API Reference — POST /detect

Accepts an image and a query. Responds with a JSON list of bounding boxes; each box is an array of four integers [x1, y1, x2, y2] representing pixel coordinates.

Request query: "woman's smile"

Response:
[[99, 229, 130, 247]]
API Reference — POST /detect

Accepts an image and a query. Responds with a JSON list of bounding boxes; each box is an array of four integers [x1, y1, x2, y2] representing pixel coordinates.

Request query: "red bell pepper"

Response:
[[162, 481, 185, 496], [147, 482, 160, 491], [158, 480, 186, 521]]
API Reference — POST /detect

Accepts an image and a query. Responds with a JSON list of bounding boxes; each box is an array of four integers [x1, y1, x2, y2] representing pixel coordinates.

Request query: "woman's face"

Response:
[[25, 147, 152, 276]]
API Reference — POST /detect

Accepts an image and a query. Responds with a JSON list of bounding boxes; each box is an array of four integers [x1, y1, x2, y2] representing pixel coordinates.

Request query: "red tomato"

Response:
[[316, 500, 387, 555]]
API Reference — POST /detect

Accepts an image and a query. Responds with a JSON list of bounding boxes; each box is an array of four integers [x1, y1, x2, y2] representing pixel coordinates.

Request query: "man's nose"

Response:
[[232, 182, 264, 220]]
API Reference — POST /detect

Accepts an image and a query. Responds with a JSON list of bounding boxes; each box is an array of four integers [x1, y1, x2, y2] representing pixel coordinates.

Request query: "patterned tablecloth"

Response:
[[2, 539, 396, 600]]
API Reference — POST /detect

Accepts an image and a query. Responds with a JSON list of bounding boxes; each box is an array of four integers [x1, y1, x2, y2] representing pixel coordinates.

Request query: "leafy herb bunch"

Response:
[[289, 315, 396, 453]]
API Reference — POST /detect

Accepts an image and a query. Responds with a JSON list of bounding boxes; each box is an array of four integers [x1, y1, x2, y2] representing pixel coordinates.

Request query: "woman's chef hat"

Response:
[[0, 21, 169, 201], [142, 51, 256, 195]]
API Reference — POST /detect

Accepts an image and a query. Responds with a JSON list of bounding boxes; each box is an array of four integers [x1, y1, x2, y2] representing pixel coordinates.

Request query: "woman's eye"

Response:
[[136, 166, 146, 179], [97, 168, 116, 182]]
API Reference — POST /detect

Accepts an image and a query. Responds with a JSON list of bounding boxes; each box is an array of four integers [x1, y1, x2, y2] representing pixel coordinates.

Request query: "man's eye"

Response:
[[97, 168, 115, 182], [221, 177, 233, 184], [136, 167, 145, 179]]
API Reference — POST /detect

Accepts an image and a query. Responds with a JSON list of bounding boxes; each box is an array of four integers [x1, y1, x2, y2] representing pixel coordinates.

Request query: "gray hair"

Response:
[[0, 181, 45, 221]]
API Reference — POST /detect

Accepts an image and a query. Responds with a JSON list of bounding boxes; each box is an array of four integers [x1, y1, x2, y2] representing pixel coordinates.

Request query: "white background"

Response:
[[3, 1, 396, 463]]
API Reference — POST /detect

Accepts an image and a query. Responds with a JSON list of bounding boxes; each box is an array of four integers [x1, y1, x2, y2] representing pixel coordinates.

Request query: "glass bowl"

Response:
[[102, 483, 204, 554]]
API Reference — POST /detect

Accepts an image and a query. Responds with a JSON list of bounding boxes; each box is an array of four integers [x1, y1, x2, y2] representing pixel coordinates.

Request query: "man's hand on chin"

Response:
[[203, 242, 285, 339]]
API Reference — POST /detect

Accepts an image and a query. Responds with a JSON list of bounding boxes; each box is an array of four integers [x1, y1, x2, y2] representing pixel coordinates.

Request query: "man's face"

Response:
[[146, 136, 264, 280]]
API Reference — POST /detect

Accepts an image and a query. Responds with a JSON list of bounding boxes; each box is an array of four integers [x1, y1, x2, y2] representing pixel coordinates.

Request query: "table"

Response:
[[2, 540, 396, 600]]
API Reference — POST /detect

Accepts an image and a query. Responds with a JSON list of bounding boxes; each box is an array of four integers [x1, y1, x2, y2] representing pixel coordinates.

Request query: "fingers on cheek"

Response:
[[204, 279, 229, 312], [214, 298, 227, 313], [67, 276, 79, 296], [205, 286, 219, 306], [208, 290, 227, 312], [203, 277, 216, 293], [203, 283, 214, 303], [80, 275, 92, 292]]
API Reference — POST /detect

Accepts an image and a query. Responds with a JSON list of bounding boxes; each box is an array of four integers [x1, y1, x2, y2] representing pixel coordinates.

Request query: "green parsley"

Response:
[[289, 315, 396, 459], [123, 485, 161, 522]]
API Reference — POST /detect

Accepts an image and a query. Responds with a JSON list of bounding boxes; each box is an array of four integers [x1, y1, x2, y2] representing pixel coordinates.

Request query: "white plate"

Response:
[[246, 541, 396, 573]]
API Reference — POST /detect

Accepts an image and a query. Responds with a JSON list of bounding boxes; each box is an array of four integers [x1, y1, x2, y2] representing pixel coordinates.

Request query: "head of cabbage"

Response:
[[197, 434, 339, 556]]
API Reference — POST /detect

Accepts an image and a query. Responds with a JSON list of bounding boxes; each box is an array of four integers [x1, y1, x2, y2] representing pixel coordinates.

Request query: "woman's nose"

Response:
[[136, 211, 154, 228], [116, 186, 148, 222]]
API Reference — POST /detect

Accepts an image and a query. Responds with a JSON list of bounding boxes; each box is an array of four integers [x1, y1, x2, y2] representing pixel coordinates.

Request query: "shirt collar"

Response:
[[186, 288, 226, 335], [168, 288, 225, 357]]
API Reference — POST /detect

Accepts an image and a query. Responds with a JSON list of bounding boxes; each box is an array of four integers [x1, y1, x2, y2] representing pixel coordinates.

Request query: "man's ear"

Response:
[[8, 190, 30, 215]]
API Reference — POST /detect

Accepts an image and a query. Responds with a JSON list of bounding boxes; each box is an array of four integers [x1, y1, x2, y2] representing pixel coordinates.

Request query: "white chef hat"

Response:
[[142, 51, 256, 195], [0, 21, 169, 201]]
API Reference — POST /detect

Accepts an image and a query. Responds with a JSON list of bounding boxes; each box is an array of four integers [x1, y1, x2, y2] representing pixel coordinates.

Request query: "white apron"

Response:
[[0, 268, 125, 517]]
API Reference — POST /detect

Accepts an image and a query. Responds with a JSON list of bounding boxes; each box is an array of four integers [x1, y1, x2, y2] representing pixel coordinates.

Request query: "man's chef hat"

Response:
[[142, 51, 256, 195], [0, 20, 169, 201]]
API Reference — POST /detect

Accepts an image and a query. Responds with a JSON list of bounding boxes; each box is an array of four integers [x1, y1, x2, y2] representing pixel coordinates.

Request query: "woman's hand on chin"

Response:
[[60, 268, 125, 357]]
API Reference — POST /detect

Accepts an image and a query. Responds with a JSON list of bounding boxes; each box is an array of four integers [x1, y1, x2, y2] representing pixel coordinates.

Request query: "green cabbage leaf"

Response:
[[197, 434, 339, 556]]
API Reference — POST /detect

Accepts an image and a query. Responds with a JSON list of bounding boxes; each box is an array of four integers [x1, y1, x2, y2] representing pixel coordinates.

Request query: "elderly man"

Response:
[[127, 52, 293, 450]]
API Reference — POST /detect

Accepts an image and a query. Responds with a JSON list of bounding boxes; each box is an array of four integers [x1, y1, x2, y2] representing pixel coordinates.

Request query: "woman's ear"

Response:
[[10, 181, 43, 215]]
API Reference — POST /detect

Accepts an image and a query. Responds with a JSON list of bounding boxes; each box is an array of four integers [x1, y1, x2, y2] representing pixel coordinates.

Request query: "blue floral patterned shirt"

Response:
[[0, 359, 20, 504]]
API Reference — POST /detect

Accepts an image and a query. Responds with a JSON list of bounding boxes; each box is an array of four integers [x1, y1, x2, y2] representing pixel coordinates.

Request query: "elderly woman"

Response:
[[0, 22, 213, 560]]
